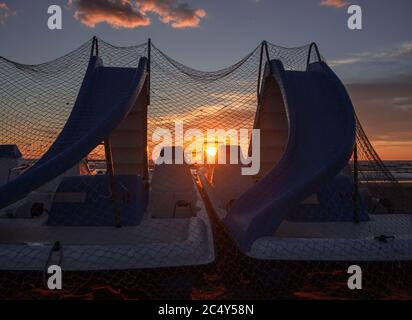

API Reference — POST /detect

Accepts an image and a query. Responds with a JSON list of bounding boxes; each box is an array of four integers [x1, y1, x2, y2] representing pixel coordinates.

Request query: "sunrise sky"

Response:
[[0, 0, 411, 160]]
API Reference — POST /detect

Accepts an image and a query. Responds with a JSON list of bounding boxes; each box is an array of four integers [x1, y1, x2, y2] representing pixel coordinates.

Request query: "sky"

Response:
[[0, 0, 411, 159]]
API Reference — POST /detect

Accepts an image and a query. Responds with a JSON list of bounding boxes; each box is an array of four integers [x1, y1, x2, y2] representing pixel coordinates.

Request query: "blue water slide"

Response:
[[0, 55, 148, 209], [223, 59, 356, 251]]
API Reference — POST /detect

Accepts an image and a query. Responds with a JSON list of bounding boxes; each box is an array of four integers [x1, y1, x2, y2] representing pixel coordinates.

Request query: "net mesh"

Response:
[[355, 116, 412, 214], [0, 40, 92, 162], [0, 37, 411, 299]]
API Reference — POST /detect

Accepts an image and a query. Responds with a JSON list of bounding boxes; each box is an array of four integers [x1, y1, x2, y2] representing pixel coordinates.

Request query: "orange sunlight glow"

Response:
[[206, 145, 217, 158]]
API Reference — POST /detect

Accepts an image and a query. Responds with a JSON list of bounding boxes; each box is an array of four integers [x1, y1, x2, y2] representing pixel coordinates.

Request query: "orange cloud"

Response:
[[69, 0, 150, 28], [69, 0, 206, 29], [320, 0, 349, 9], [0, 2, 16, 24]]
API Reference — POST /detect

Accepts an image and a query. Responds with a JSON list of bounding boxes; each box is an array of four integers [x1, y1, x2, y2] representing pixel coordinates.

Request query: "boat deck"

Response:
[[0, 188, 215, 271], [275, 214, 412, 239]]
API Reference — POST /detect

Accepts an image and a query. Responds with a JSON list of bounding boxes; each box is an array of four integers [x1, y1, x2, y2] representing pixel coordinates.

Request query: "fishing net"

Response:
[[0, 37, 411, 299], [355, 116, 412, 214]]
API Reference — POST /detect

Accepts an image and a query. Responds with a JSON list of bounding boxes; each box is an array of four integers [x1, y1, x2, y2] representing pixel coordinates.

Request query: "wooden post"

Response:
[[257, 41, 265, 105], [353, 142, 360, 223], [90, 36, 99, 58], [147, 38, 151, 105], [104, 138, 121, 228]]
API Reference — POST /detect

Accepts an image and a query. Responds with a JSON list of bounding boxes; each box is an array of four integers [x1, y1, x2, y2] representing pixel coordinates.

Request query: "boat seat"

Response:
[[47, 174, 147, 226], [210, 146, 254, 211], [0, 145, 25, 186], [149, 147, 198, 219], [286, 175, 370, 223]]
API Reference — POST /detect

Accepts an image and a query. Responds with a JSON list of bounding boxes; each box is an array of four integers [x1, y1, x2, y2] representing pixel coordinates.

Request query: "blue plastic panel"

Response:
[[223, 60, 356, 251]]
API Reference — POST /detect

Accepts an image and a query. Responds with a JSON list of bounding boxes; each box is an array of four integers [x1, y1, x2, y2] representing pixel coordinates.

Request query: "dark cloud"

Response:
[[330, 41, 412, 82], [68, 0, 206, 29], [327, 41, 412, 158], [346, 77, 412, 159]]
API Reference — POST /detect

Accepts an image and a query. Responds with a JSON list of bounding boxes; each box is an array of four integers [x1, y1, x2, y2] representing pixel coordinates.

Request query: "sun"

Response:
[[206, 145, 217, 158]]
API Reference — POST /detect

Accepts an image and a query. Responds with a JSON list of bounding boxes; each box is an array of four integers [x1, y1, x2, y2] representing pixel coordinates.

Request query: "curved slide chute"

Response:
[[223, 59, 356, 251], [0, 55, 148, 209]]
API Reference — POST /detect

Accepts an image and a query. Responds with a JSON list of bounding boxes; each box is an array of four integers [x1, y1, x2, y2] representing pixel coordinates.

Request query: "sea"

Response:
[[380, 161, 412, 182], [88, 160, 412, 183], [355, 161, 412, 184]]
